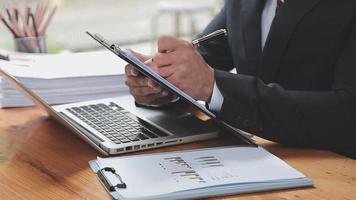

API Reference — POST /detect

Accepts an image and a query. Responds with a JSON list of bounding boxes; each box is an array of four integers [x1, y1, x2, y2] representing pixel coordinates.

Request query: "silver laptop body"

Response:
[[1, 69, 219, 155], [53, 95, 219, 155]]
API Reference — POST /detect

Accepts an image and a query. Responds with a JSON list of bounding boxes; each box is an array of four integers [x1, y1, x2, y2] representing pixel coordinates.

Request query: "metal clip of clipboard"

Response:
[[97, 167, 127, 192]]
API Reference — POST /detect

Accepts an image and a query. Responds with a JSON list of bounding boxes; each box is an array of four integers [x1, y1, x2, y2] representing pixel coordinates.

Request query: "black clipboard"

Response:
[[86, 31, 216, 118], [86, 31, 256, 146]]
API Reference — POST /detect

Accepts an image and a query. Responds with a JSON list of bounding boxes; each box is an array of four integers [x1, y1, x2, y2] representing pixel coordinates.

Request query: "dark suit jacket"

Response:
[[197, 0, 356, 158]]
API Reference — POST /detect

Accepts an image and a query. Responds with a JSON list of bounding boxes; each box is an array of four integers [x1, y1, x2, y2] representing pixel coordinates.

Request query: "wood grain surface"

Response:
[[0, 107, 355, 200]]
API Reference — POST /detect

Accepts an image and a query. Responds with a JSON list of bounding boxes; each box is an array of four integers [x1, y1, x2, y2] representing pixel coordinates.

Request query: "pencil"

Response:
[[0, 0, 57, 53], [6, 9, 12, 21], [18, 9, 37, 51], [36, 0, 49, 31], [0, 13, 17, 37], [6, 11, 23, 38], [34, 0, 42, 29], [1, 12, 31, 52], [26, 7, 31, 25], [17, 9, 32, 37], [30, 13, 42, 52], [15, 9, 19, 22], [40, 6, 57, 35]]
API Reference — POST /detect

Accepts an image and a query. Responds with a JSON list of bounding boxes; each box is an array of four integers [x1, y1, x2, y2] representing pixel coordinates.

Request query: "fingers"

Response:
[[126, 77, 173, 106], [125, 49, 152, 77], [157, 66, 175, 78], [148, 79, 161, 89], [152, 52, 175, 67], [157, 35, 191, 53], [124, 47, 179, 105], [125, 55, 159, 77], [165, 73, 188, 91], [166, 75, 178, 87], [125, 76, 163, 95], [125, 75, 159, 89], [152, 52, 178, 78], [130, 85, 164, 96], [125, 48, 177, 78], [125, 76, 149, 87], [125, 64, 140, 76], [127, 49, 150, 62]]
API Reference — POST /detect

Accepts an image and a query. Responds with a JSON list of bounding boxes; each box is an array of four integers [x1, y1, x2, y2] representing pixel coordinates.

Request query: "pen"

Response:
[[192, 29, 227, 48]]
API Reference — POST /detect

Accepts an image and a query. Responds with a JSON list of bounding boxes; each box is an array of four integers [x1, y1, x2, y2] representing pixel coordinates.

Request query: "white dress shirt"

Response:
[[208, 0, 277, 111]]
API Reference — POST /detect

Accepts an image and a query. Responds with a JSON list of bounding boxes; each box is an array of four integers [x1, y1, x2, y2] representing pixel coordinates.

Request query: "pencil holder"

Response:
[[14, 36, 47, 53]]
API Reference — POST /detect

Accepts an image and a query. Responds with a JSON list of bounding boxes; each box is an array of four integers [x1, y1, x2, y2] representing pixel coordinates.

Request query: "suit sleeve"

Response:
[[196, 2, 235, 72], [214, 20, 356, 158]]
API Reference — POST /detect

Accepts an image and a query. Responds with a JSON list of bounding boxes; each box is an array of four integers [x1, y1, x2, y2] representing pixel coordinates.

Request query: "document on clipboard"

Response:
[[89, 146, 313, 200], [86, 31, 256, 146]]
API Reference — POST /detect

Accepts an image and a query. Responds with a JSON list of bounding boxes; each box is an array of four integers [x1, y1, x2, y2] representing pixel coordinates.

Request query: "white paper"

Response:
[[0, 50, 126, 79], [96, 146, 307, 199], [0, 50, 130, 107]]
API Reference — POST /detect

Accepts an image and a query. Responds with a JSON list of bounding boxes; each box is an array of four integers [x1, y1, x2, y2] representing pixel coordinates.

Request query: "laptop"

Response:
[[0, 67, 223, 155], [0, 33, 254, 155]]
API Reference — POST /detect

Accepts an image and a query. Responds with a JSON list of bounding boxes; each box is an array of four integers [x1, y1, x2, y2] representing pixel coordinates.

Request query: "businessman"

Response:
[[125, 0, 356, 158]]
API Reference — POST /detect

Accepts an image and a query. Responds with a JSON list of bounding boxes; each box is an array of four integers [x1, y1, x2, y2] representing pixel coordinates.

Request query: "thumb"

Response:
[[127, 49, 151, 62]]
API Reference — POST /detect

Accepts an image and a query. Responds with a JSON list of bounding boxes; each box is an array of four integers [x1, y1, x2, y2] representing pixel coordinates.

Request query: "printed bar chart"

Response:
[[162, 156, 207, 183], [195, 156, 224, 168]]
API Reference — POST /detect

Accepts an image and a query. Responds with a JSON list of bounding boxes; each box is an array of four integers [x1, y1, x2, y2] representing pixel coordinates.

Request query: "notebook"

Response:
[[89, 146, 313, 200]]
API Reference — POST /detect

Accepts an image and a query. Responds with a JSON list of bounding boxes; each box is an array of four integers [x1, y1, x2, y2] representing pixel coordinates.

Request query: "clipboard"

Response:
[[89, 146, 313, 200], [86, 31, 256, 146]]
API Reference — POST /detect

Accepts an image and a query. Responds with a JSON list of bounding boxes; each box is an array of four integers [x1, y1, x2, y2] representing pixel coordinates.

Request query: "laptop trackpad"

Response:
[[112, 95, 218, 137]]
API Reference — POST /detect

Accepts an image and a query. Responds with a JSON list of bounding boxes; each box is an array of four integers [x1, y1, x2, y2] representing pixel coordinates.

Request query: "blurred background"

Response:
[[0, 0, 223, 53]]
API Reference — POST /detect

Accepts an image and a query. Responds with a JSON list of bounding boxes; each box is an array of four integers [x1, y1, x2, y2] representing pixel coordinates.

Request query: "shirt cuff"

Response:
[[207, 81, 224, 112]]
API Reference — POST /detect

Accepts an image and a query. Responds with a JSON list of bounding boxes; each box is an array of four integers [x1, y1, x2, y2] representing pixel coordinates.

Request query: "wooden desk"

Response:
[[0, 107, 355, 200]]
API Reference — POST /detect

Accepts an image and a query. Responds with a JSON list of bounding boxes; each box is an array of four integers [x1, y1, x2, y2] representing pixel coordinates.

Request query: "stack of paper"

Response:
[[0, 50, 129, 107]]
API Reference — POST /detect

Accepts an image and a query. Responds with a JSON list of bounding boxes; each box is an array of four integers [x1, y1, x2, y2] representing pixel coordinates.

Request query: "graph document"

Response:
[[94, 146, 311, 199]]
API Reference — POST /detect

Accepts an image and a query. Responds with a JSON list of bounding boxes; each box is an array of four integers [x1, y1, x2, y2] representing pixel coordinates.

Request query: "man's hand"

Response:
[[124, 50, 176, 106], [152, 36, 215, 101]]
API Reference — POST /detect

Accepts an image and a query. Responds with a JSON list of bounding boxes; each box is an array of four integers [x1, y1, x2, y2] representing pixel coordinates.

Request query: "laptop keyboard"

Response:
[[66, 102, 168, 144]]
